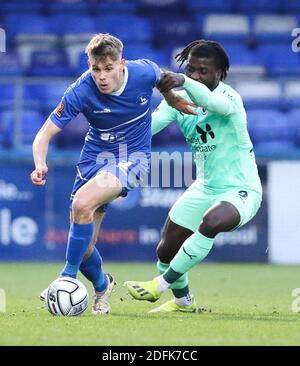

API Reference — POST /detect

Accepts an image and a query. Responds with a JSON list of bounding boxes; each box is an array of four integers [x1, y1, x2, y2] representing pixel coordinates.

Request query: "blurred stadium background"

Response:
[[0, 0, 300, 265]]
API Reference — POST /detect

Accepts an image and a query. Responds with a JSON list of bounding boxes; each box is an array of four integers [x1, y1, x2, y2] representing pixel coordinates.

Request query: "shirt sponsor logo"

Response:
[[93, 108, 112, 114]]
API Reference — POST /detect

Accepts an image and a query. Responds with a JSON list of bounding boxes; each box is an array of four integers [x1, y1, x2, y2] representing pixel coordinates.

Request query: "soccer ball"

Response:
[[46, 277, 88, 316]]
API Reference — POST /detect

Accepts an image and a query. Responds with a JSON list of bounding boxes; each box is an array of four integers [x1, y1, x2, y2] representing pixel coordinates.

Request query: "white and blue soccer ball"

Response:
[[46, 277, 88, 316]]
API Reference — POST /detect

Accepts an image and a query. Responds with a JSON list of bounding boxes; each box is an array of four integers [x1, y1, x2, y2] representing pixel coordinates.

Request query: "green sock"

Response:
[[169, 230, 214, 277], [157, 260, 189, 294]]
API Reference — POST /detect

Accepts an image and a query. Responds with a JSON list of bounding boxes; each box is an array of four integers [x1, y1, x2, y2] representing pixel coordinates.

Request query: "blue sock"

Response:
[[61, 222, 94, 278], [79, 247, 108, 292]]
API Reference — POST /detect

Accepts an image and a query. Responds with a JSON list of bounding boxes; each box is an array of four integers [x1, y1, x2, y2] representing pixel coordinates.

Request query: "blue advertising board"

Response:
[[0, 160, 268, 262]]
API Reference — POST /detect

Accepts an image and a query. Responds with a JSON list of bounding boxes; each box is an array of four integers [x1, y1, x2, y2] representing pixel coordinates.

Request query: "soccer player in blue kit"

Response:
[[30, 33, 195, 315]]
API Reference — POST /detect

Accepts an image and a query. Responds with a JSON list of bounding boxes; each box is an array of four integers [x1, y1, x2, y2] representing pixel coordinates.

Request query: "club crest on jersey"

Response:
[[201, 108, 207, 115], [137, 94, 149, 106], [55, 102, 64, 117]]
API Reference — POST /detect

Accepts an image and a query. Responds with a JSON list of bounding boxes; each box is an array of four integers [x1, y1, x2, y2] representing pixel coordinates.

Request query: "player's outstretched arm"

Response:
[[162, 90, 197, 116], [31, 118, 62, 186], [158, 72, 237, 116]]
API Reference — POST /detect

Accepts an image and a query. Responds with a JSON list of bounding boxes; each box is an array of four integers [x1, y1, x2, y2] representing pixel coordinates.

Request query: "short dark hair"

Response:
[[175, 40, 230, 80]]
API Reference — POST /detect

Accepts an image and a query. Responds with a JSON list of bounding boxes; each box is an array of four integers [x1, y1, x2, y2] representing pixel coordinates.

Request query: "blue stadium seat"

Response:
[[0, 84, 15, 111], [284, 81, 300, 110], [123, 46, 170, 67], [203, 15, 250, 42], [0, 52, 23, 76], [289, 109, 300, 147], [43, 81, 70, 112], [282, 2, 300, 13], [256, 44, 300, 77], [0, 0, 46, 15], [49, 15, 96, 35], [94, 0, 138, 15], [235, 0, 281, 13], [47, 0, 90, 14], [94, 15, 153, 44], [235, 81, 282, 109], [253, 15, 297, 44], [75, 52, 88, 75], [187, 0, 234, 13], [23, 84, 45, 110], [0, 110, 43, 148], [138, 0, 187, 16], [220, 42, 265, 79], [5, 15, 51, 41], [247, 109, 296, 151], [27, 49, 73, 77], [151, 16, 199, 48], [222, 42, 257, 66]]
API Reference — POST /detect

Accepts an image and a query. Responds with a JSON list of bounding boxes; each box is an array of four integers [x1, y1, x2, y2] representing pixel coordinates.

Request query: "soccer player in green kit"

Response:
[[124, 40, 262, 313]]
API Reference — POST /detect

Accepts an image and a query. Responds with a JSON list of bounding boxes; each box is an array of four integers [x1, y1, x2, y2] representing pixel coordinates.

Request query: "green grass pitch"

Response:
[[0, 262, 299, 346]]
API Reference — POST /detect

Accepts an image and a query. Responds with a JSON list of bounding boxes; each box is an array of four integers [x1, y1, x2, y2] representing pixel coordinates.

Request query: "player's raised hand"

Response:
[[30, 164, 48, 186], [172, 95, 198, 116], [157, 72, 185, 93]]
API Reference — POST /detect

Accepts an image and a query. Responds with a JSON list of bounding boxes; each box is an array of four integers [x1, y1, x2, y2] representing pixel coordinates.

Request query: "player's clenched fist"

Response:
[[30, 164, 48, 186]]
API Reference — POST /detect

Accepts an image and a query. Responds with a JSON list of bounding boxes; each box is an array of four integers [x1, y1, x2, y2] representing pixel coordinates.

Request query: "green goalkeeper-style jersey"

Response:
[[152, 76, 262, 193]]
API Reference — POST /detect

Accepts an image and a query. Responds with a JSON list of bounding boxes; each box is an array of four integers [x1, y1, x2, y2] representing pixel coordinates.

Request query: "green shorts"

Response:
[[169, 180, 262, 232]]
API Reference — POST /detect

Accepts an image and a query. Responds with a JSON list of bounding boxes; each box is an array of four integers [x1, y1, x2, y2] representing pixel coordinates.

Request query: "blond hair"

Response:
[[85, 33, 123, 61]]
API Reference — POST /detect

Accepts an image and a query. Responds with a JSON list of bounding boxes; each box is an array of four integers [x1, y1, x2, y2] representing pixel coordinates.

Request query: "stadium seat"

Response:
[[256, 44, 300, 78], [16, 42, 60, 69], [222, 42, 265, 80], [138, 0, 187, 16], [23, 84, 46, 110], [27, 50, 73, 77], [94, 0, 138, 15], [49, 15, 96, 35], [0, 84, 15, 111], [43, 81, 71, 112], [282, 2, 300, 13], [0, 0, 46, 15], [284, 81, 300, 110], [235, 0, 281, 13], [235, 81, 282, 109], [47, 0, 90, 14], [203, 15, 250, 42], [5, 15, 51, 41], [254, 15, 297, 44], [123, 45, 170, 68], [151, 16, 199, 48], [247, 109, 296, 151], [289, 109, 300, 147], [94, 15, 153, 44], [187, 0, 234, 13], [0, 52, 23, 76], [0, 110, 44, 148]]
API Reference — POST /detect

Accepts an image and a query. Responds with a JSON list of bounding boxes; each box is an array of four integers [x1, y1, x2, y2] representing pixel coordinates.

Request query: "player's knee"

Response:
[[72, 197, 93, 221], [200, 213, 222, 236]]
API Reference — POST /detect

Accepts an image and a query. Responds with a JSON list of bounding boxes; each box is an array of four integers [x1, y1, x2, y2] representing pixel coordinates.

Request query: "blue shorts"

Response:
[[70, 156, 150, 209]]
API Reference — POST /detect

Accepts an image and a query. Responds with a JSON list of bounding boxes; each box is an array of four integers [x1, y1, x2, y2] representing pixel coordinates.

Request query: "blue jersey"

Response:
[[50, 59, 160, 161]]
